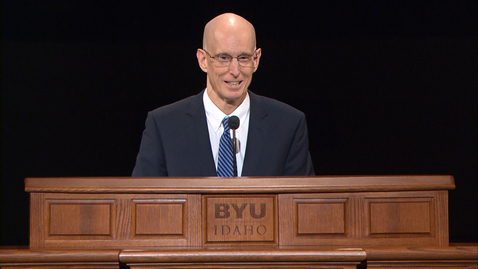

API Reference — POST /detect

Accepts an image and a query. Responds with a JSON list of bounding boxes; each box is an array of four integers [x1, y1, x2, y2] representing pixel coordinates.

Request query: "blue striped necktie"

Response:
[[217, 117, 234, 177]]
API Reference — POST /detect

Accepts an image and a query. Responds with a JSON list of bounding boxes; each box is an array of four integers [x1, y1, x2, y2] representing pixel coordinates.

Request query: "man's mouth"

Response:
[[225, 81, 242, 86]]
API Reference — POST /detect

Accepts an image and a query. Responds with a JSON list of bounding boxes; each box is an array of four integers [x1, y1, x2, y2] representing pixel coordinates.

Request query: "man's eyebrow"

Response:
[[216, 51, 254, 56]]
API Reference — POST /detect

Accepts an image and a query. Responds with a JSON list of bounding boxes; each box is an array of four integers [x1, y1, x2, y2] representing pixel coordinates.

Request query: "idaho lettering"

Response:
[[215, 203, 266, 219], [214, 224, 267, 235]]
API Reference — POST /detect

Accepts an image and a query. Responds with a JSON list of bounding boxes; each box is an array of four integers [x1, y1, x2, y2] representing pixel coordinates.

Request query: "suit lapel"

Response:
[[186, 91, 217, 176], [242, 92, 269, 176]]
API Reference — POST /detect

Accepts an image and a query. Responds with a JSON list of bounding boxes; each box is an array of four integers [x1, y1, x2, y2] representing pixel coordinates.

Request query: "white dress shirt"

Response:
[[203, 90, 250, 177]]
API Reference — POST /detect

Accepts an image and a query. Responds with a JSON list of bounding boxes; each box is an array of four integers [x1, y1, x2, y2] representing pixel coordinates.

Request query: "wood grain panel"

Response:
[[278, 194, 295, 246], [30, 193, 45, 249], [204, 195, 277, 244], [365, 245, 478, 268], [133, 200, 185, 235], [48, 200, 114, 236], [359, 191, 444, 246], [436, 190, 450, 246], [0, 247, 120, 268], [370, 201, 431, 234], [365, 197, 434, 237], [26, 177, 454, 249], [296, 199, 348, 235], [32, 193, 195, 249], [367, 264, 476, 269], [280, 191, 446, 246], [119, 247, 367, 263], [25, 175, 455, 193], [280, 194, 357, 245], [365, 245, 478, 259], [115, 197, 131, 240], [187, 194, 202, 246]]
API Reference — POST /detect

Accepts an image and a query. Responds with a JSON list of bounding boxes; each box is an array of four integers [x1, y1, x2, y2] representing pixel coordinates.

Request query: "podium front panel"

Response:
[[30, 193, 202, 249], [203, 194, 277, 245], [278, 190, 449, 247], [27, 176, 454, 249]]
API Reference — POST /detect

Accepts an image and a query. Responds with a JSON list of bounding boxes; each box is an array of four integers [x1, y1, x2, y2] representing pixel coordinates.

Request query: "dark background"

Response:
[[1, 1, 477, 245]]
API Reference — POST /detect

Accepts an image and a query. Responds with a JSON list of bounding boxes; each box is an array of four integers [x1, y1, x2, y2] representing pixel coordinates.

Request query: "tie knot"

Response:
[[222, 117, 230, 131]]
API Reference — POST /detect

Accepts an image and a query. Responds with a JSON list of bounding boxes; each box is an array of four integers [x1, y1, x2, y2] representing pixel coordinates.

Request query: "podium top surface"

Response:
[[25, 175, 455, 193]]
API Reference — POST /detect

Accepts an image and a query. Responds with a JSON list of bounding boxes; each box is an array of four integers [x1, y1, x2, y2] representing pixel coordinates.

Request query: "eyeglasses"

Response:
[[202, 49, 258, 67]]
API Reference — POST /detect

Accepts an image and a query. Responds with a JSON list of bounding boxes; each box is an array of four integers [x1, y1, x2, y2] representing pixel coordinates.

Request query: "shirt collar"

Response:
[[203, 89, 250, 132]]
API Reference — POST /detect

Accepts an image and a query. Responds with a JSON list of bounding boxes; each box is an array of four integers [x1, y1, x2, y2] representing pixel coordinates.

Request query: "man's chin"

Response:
[[221, 87, 245, 98]]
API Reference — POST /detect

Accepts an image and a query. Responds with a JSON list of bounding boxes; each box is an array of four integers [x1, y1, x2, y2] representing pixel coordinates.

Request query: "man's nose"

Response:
[[228, 58, 241, 76]]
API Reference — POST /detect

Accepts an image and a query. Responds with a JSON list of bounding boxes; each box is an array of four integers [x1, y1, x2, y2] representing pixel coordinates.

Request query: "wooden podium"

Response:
[[1, 175, 477, 268]]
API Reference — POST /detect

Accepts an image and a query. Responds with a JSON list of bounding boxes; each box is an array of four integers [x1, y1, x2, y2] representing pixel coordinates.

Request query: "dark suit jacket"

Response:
[[132, 91, 314, 176]]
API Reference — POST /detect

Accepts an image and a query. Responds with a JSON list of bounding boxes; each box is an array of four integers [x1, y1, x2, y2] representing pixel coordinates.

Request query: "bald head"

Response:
[[203, 13, 256, 52], [197, 13, 262, 114]]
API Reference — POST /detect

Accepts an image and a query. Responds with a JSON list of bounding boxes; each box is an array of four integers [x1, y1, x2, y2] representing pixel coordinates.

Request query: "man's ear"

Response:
[[196, 49, 208, 73], [253, 48, 262, 73]]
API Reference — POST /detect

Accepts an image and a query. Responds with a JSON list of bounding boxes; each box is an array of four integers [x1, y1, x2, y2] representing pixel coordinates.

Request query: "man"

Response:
[[132, 13, 314, 177]]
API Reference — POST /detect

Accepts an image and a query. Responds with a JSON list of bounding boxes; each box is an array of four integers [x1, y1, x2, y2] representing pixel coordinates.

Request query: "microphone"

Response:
[[228, 116, 240, 176], [229, 116, 240, 130]]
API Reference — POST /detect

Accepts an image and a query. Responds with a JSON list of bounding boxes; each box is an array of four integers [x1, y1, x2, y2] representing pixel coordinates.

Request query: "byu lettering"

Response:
[[214, 203, 266, 219]]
